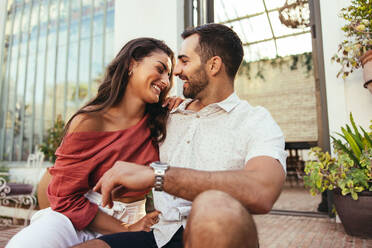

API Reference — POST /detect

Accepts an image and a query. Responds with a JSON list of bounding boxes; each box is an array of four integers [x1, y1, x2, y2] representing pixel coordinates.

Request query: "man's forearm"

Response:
[[163, 157, 285, 214]]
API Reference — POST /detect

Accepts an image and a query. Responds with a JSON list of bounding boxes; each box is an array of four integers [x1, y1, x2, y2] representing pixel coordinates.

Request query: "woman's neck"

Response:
[[111, 93, 146, 121]]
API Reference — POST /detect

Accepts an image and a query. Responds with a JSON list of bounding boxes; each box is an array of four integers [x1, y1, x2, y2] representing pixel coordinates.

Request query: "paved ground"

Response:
[[0, 226, 22, 248], [1, 186, 371, 247], [273, 185, 321, 212], [254, 215, 372, 248], [2, 215, 371, 248]]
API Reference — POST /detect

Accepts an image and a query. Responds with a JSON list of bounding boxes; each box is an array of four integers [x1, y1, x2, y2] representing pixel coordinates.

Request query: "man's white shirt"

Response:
[[152, 92, 287, 247]]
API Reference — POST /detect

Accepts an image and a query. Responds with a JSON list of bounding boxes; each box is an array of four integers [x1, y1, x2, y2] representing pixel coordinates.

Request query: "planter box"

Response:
[[334, 190, 372, 239]]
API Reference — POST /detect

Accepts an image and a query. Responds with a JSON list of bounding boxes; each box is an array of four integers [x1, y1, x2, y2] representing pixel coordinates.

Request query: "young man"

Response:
[[76, 23, 286, 248]]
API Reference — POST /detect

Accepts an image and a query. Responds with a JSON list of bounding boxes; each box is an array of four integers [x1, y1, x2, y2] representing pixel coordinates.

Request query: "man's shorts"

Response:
[[98, 227, 184, 248]]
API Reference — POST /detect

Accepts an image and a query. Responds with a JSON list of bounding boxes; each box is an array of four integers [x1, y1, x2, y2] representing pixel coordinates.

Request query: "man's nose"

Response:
[[173, 62, 181, 76]]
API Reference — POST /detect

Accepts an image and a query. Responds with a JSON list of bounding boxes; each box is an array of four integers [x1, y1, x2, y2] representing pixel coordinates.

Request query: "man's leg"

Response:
[[71, 239, 110, 248], [72, 230, 158, 248], [184, 190, 259, 248]]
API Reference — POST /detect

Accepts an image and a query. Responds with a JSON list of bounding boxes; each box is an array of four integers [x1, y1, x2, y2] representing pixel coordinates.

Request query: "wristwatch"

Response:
[[150, 161, 170, 191]]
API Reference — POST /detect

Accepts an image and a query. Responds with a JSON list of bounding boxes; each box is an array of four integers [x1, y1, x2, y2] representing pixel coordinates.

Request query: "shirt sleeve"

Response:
[[244, 107, 287, 173], [47, 137, 99, 230]]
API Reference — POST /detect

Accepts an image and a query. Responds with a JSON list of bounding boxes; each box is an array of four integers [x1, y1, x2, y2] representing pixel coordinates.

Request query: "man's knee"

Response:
[[191, 190, 250, 224], [185, 190, 258, 248]]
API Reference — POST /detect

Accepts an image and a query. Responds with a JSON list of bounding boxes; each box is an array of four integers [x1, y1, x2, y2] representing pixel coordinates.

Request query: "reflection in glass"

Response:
[[0, 0, 115, 161]]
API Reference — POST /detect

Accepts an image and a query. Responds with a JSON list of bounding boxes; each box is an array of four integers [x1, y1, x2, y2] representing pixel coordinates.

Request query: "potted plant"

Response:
[[331, 0, 372, 93], [39, 115, 65, 163], [304, 113, 372, 238]]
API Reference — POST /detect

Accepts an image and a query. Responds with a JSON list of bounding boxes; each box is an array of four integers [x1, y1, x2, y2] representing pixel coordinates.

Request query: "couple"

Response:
[[8, 23, 286, 248]]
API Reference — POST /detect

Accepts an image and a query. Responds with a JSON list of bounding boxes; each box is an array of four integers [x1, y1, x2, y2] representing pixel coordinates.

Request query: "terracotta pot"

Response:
[[333, 189, 372, 239], [360, 50, 372, 94]]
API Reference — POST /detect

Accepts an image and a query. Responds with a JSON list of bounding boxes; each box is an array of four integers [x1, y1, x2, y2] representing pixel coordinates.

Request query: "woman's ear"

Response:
[[129, 59, 138, 74], [208, 56, 222, 76]]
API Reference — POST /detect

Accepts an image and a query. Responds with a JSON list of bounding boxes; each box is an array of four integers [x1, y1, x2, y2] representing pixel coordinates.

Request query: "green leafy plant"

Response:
[[0, 166, 9, 181], [331, 0, 372, 79], [39, 115, 65, 163], [304, 113, 372, 200], [238, 52, 313, 80]]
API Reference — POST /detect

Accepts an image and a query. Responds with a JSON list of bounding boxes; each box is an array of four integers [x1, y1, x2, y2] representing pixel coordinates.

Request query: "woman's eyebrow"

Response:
[[158, 61, 170, 72]]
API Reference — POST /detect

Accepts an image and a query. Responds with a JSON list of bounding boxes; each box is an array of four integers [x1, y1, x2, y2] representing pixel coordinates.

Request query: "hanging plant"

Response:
[[238, 52, 313, 81], [330, 0, 372, 91], [279, 0, 310, 29]]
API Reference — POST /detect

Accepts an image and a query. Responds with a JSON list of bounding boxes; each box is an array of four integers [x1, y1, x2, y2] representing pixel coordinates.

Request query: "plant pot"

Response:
[[333, 189, 372, 239], [360, 50, 372, 94]]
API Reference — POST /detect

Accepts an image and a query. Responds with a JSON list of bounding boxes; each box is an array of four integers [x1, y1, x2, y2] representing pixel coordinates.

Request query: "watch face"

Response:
[[150, 161, 169, 169]]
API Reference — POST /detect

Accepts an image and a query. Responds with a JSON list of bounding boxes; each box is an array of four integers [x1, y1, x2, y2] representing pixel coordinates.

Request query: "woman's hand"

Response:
[[162, 96, 184, 110], [124, 210, 161, 232]]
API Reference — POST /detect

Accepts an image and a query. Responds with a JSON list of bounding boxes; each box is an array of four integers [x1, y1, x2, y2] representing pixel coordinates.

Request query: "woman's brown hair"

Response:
[[64, 37, 175, 144]]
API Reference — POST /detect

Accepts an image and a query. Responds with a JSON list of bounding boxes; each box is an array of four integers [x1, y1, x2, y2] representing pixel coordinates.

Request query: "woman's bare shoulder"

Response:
[[67, 111, 104, 133]]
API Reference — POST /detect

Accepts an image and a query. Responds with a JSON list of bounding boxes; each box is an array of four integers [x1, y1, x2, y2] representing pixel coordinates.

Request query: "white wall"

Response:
[[114, 0, 185, 95], [320, 0, 372, 148]]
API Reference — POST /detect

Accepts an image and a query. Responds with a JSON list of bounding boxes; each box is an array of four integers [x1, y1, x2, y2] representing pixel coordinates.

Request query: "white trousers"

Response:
[[6, 191, 146, 248]]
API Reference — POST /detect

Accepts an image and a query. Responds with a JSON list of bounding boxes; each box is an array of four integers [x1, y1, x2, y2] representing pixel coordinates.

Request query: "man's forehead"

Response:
[[179, 34, 200, 56]]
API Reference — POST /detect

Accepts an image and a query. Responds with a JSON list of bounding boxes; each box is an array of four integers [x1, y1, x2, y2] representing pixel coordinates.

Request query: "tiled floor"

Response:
[[254, 215, 372, 248], [0, 226, 23, 248], [273, 185, 321, 212], [1, 186, 371, 248]]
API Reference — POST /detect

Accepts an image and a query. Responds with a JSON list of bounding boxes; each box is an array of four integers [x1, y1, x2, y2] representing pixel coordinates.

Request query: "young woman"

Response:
[[7, 37, 175, 248]]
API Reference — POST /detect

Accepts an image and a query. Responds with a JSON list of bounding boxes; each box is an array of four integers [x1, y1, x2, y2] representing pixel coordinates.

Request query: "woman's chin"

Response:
[[146, 95, 160, 104]]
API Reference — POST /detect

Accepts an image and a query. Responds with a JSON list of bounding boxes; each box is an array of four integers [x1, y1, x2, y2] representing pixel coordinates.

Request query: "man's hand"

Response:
[[93, 161, 155, 208]]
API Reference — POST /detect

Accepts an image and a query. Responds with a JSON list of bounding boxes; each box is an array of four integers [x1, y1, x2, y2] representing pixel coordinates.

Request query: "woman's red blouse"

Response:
[[47, 116, 159, 230]]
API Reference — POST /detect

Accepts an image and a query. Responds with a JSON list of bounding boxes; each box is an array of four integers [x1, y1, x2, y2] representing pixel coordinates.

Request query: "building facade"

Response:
[[0, 0, 115, 160], [0, 0, 371, 162]]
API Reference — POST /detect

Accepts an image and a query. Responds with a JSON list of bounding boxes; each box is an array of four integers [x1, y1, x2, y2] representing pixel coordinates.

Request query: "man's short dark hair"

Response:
[[181, 23, 244, 79]]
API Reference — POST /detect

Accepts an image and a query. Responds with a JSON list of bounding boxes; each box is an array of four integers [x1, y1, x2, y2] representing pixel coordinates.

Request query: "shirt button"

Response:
[[186, 141, 190, 144], [196, 115, 200, 118]]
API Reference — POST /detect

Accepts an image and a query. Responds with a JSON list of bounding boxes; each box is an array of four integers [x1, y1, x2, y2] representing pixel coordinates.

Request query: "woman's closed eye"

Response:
[[157, 66, 164, 74]]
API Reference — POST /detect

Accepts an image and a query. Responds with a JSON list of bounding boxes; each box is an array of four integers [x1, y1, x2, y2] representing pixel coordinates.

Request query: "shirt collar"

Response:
[[170, 92, 240, 114], [215, 92, 240, 113]]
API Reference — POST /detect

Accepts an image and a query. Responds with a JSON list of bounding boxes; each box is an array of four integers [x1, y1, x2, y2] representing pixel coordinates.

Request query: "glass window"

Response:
[[0, 0, 115, 160], [215, 0, 311, 60]]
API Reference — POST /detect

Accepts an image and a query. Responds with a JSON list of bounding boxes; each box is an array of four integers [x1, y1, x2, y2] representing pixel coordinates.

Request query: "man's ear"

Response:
[[207, 56, 222, 76]]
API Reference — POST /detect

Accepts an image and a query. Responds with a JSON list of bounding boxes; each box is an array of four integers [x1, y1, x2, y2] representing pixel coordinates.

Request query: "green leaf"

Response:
[[335, 132, 347, 141], [332, 137, 359, 165], [360, 126, 372, 148], [341, 127, 362, 159], [349, 113, 364, 146], [350, 131, 364, 151], [351, 191, 358, 200], [346, 124, 353, 135]]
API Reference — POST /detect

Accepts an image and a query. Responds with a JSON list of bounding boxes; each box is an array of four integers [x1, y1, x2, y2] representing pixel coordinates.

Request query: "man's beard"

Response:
[[183, 67, 208, 99]]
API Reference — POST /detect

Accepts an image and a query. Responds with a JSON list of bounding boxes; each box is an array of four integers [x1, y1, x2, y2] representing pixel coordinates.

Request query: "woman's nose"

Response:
[[161, 75, 170, 88]]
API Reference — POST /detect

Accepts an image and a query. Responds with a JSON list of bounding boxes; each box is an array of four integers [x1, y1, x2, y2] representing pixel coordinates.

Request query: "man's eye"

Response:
[[157, 67, 164, 73]]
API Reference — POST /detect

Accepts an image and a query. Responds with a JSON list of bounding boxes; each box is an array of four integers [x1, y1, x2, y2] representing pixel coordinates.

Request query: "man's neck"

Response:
[[186, 86, 234, 112]]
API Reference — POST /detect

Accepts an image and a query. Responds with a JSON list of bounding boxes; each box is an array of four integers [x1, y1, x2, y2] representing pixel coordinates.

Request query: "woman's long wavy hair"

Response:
[[63, 37, 175, 145]]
